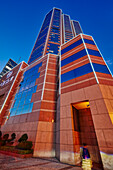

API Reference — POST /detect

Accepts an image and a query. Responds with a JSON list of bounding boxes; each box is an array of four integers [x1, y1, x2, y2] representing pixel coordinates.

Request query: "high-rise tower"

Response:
[[28, 8, 62, 64], [28, 8, 83, 65], [1, 8, 113, 170]]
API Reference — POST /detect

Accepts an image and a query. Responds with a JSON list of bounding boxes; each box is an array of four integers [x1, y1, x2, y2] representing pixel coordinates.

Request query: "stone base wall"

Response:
[[59, 84, 113, 169]]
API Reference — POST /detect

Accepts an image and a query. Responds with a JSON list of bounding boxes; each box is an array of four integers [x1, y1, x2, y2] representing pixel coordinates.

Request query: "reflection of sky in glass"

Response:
[[28, 9, 52, 64], [47, 9, 61, 55], [10, 62, 42, 116], [64, 14, 73, 42], [73, 21, 83, 35]]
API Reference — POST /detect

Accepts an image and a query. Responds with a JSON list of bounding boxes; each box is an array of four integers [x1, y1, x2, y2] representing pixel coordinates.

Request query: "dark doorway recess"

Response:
[[72, 101, 103, 169]]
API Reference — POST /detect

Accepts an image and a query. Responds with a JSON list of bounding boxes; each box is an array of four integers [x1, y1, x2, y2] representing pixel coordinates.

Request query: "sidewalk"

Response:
[[0, 153, 82, 170]]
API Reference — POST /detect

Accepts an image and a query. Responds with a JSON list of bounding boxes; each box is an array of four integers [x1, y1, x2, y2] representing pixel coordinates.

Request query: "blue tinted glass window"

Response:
[[16, 106, 23, 115], [52, 20, 60, 27], [10, 108, 17, 116], [27, 87, 33, 95], [34, 35, 46, 49], [29, 103, 33, 112], [21, 91, 27, 98], [48, 9, 61, 52], [22, 104, 29, 114], [13, 99, 20, 108], [48, 43, 59, 54], [25, 95, 31, 104], [61, 39, 83, 55], [51, 27, 59, 33], [73, 21, 83, 35], [38, 27, 48, 39], [17, 92, 22, 99], [29, 53, 42, 64], [61, 63, 93, 83], [33, 85, 37, 93], [88, 49, 102, 57], [28, 10, 53, 64], [19, 97, 25, 106], [29, 81, 35, 88], [10, 62, 42, 116], [92, 63, 110, 74], [50, 34, 59, 43], [31, 45, 44, 58], [41, 10, 52, 31], [64, 14, 73, 42], [61, 49, 87, 67], [53, 15, 60, 20], [64, 15, 72, 32]]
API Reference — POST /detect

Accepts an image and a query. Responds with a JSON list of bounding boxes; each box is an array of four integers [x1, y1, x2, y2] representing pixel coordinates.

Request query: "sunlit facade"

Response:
[[1, 8, 113, 170]]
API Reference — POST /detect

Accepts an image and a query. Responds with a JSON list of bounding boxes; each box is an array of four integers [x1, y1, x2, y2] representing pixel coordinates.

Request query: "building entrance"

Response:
[[72, 101, 103, 169]]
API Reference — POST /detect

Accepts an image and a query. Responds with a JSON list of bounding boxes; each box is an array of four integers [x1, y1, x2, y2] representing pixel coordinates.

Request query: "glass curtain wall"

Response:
[[10, 62, 42, 116], [63, 14, 73, 42], [28, 10, 53, 64], [46, 8, 61, 55]]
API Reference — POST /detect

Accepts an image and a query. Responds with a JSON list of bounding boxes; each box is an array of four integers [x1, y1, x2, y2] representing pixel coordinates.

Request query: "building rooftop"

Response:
[[0, 58, 17, 79]]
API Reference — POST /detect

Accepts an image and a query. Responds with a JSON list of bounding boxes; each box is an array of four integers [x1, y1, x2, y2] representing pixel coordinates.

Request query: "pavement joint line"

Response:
[[0, 159, 28, 165], [0, 154, 83, 170], [33, 157, 80, 167], [33, 157, 60, 162], [59, 165, 76, 170], [34, 157, 82, 169], [6, 161, 52, 169]]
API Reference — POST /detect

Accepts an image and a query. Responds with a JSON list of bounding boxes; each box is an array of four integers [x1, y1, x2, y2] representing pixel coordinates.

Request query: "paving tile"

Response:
[[0, 153, 82, 170], [38, 162, 70, 169]]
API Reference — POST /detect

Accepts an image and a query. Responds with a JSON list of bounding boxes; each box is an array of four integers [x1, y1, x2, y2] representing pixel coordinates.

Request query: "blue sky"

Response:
[[0, 0, 113, 73]]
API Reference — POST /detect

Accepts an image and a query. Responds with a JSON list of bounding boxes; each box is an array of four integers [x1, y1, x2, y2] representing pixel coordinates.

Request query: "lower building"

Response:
[[0, 58, 17, 79], [0, 61, 28, 126], [1, 54, 58, 158]]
